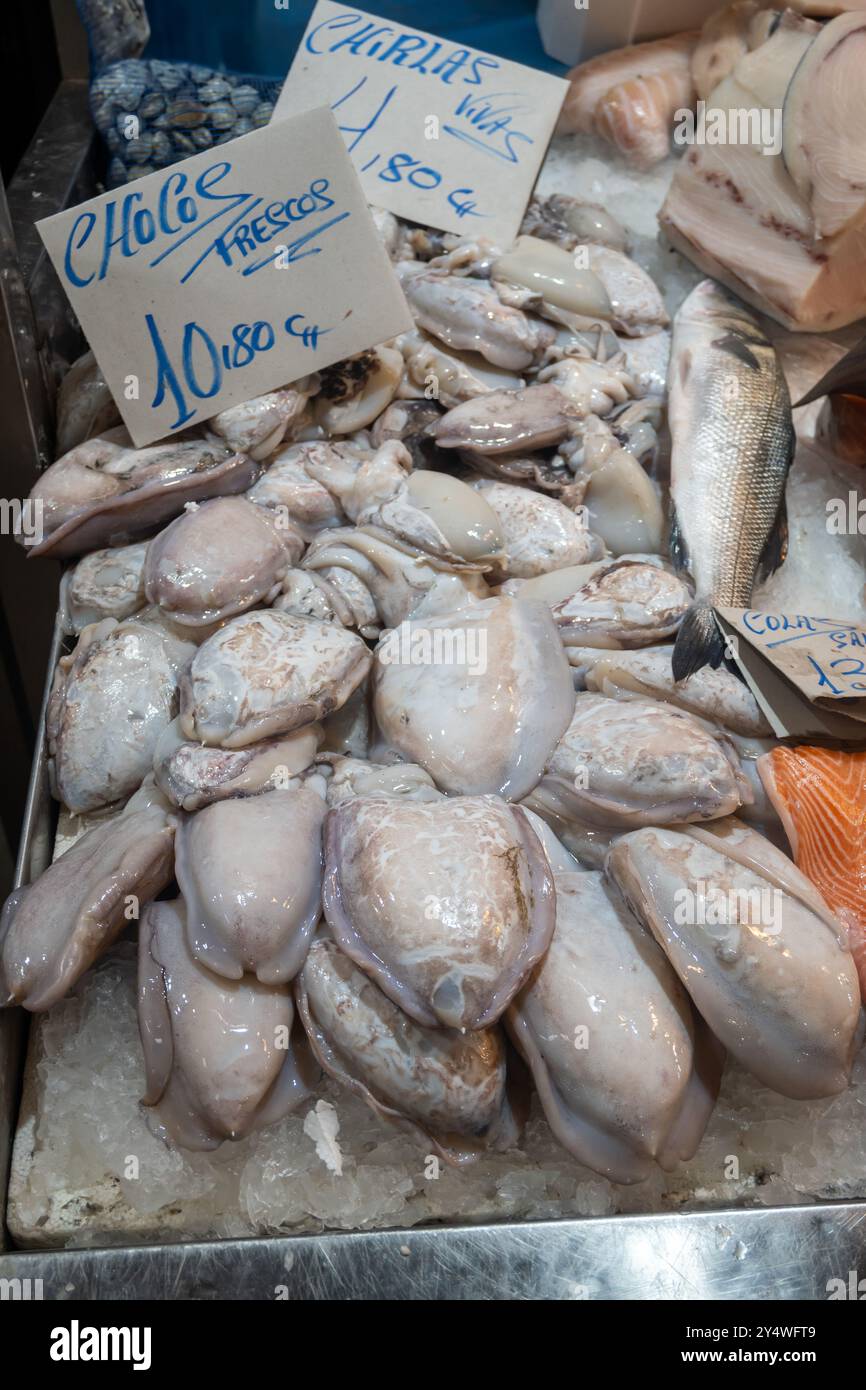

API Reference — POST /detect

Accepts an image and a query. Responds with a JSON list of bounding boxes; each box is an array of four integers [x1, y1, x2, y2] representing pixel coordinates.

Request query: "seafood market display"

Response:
[[7, 1, 866, 1244], [663, 7, 866, 329], [561, 6, 866, 330]]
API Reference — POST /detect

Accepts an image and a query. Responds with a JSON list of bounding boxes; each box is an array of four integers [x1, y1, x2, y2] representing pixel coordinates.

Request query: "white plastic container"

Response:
[[537, 0, 721, 66]]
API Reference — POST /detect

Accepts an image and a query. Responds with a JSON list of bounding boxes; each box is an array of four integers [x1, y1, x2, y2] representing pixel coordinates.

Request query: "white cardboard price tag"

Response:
[[37, 106, 412, 448], [714, 607, 866, 741], [273, 1, 569, 245]]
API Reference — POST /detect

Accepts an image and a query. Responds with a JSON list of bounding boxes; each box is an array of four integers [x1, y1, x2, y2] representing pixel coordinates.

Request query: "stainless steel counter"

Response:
[[1, 1204, 864, 1300]]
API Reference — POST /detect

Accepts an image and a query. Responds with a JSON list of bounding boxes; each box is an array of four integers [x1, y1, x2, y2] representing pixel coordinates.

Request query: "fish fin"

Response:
[[668, 503, 690, 573], [711, 332, 760, 371], [756, 490, 789, 582], [794, 331, 866, 407], [672, 602, 725, 681]]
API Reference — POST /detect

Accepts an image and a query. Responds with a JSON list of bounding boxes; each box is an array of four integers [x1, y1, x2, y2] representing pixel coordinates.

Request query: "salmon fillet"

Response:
[[759, 745, 866, 1000]]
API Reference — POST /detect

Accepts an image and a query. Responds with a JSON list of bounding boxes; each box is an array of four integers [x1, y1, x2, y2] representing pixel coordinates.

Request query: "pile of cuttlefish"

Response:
[[1, 197, 861, 1184]]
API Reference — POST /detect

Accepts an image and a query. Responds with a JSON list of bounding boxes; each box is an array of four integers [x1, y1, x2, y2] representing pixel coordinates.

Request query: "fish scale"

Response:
[[668, 279, 794, 679]]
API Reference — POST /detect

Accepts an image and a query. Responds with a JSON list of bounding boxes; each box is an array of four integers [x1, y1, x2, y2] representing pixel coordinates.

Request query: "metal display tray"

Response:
[[1, 83, 865, 1302]]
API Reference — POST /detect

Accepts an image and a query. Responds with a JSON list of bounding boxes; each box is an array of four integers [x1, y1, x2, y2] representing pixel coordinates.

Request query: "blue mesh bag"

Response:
[[90, 59, 280, 186]]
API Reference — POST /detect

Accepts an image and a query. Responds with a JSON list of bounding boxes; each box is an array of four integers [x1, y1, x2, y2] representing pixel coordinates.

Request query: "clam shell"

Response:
[[198, 76, 232, 102], [252, 102, 274, 127], [140, 92, 166, 119], [230, 84, 260, 115], [152, 131, 173, 164], [124, 134, 154, 164], [207, 100, 237, 130], [171, 131, 196, 154], [167, 98, 208, 128], [151, 60, 186, 92]]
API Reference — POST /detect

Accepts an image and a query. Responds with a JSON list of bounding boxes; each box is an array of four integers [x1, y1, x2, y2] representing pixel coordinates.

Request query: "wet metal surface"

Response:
[[0, 1205, 864, 1299]]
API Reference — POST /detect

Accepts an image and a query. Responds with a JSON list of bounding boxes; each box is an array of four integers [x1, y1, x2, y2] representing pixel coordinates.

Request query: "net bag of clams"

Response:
[[89, 58, 280, 188]]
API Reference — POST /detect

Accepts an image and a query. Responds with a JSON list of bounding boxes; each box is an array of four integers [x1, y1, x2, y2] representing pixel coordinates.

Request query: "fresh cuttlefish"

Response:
[[524, 692, 752, 835], [432, 384, 579, 456], [534, 356, 636, 415], [179, 610, 371, 748], [153, 719, 321, 812], [246, 440, 353, 540], [543, 557, 693, 651], [492, 232, 667, 334], [138, 899, 316, 1150], [48, 614, 196, 813], [582, 245, 670, 337], [314, 348, 404, 434], [322, 794, 555, 1030], [54, 349, 121, 457], [289, 525, 490, 636], [23, 430, 259, 559], [370, 399, 444, 468], [209, 384, 315, 460], [668, 280, 795, 679], [0, 781, 175, 1011], [566, 416, 664, 556], [577, 644, 772, 738], [174, 779, 326, 983], [559, 31, 699, 167], [60, 540, 149, 633], [432, 367, 635, 460], [490, 237, 614, 320], [371, 597, 575, 800], [296, 936, 524, 1165], [334, 453, 504, 569], [322, 755, 443, 808], [507, 871, 722, 1182], [607, 819, 862, 1099], [759, 746, 866, 1000], [273, 457, 503, 635], [520, 195, 629, 254], [402, 270, 555, 370], [469, 479, 604, 579], [143, 496, 303, 627], [394, 327, 525, 410]]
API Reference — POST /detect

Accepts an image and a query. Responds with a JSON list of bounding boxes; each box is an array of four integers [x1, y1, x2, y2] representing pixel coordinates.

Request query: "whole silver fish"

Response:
[[668, 279, 794, 680]]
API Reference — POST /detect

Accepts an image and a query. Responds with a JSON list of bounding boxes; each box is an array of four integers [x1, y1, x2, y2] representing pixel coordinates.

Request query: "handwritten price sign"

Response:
[[715, 607, 866, 740], [273, 2, 569, 245], [733, 611, 866, 699], [37, 106, 412, 447]]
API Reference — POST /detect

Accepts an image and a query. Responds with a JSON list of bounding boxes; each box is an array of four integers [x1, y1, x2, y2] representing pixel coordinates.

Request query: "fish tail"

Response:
[[672, 602, 725, 681]]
